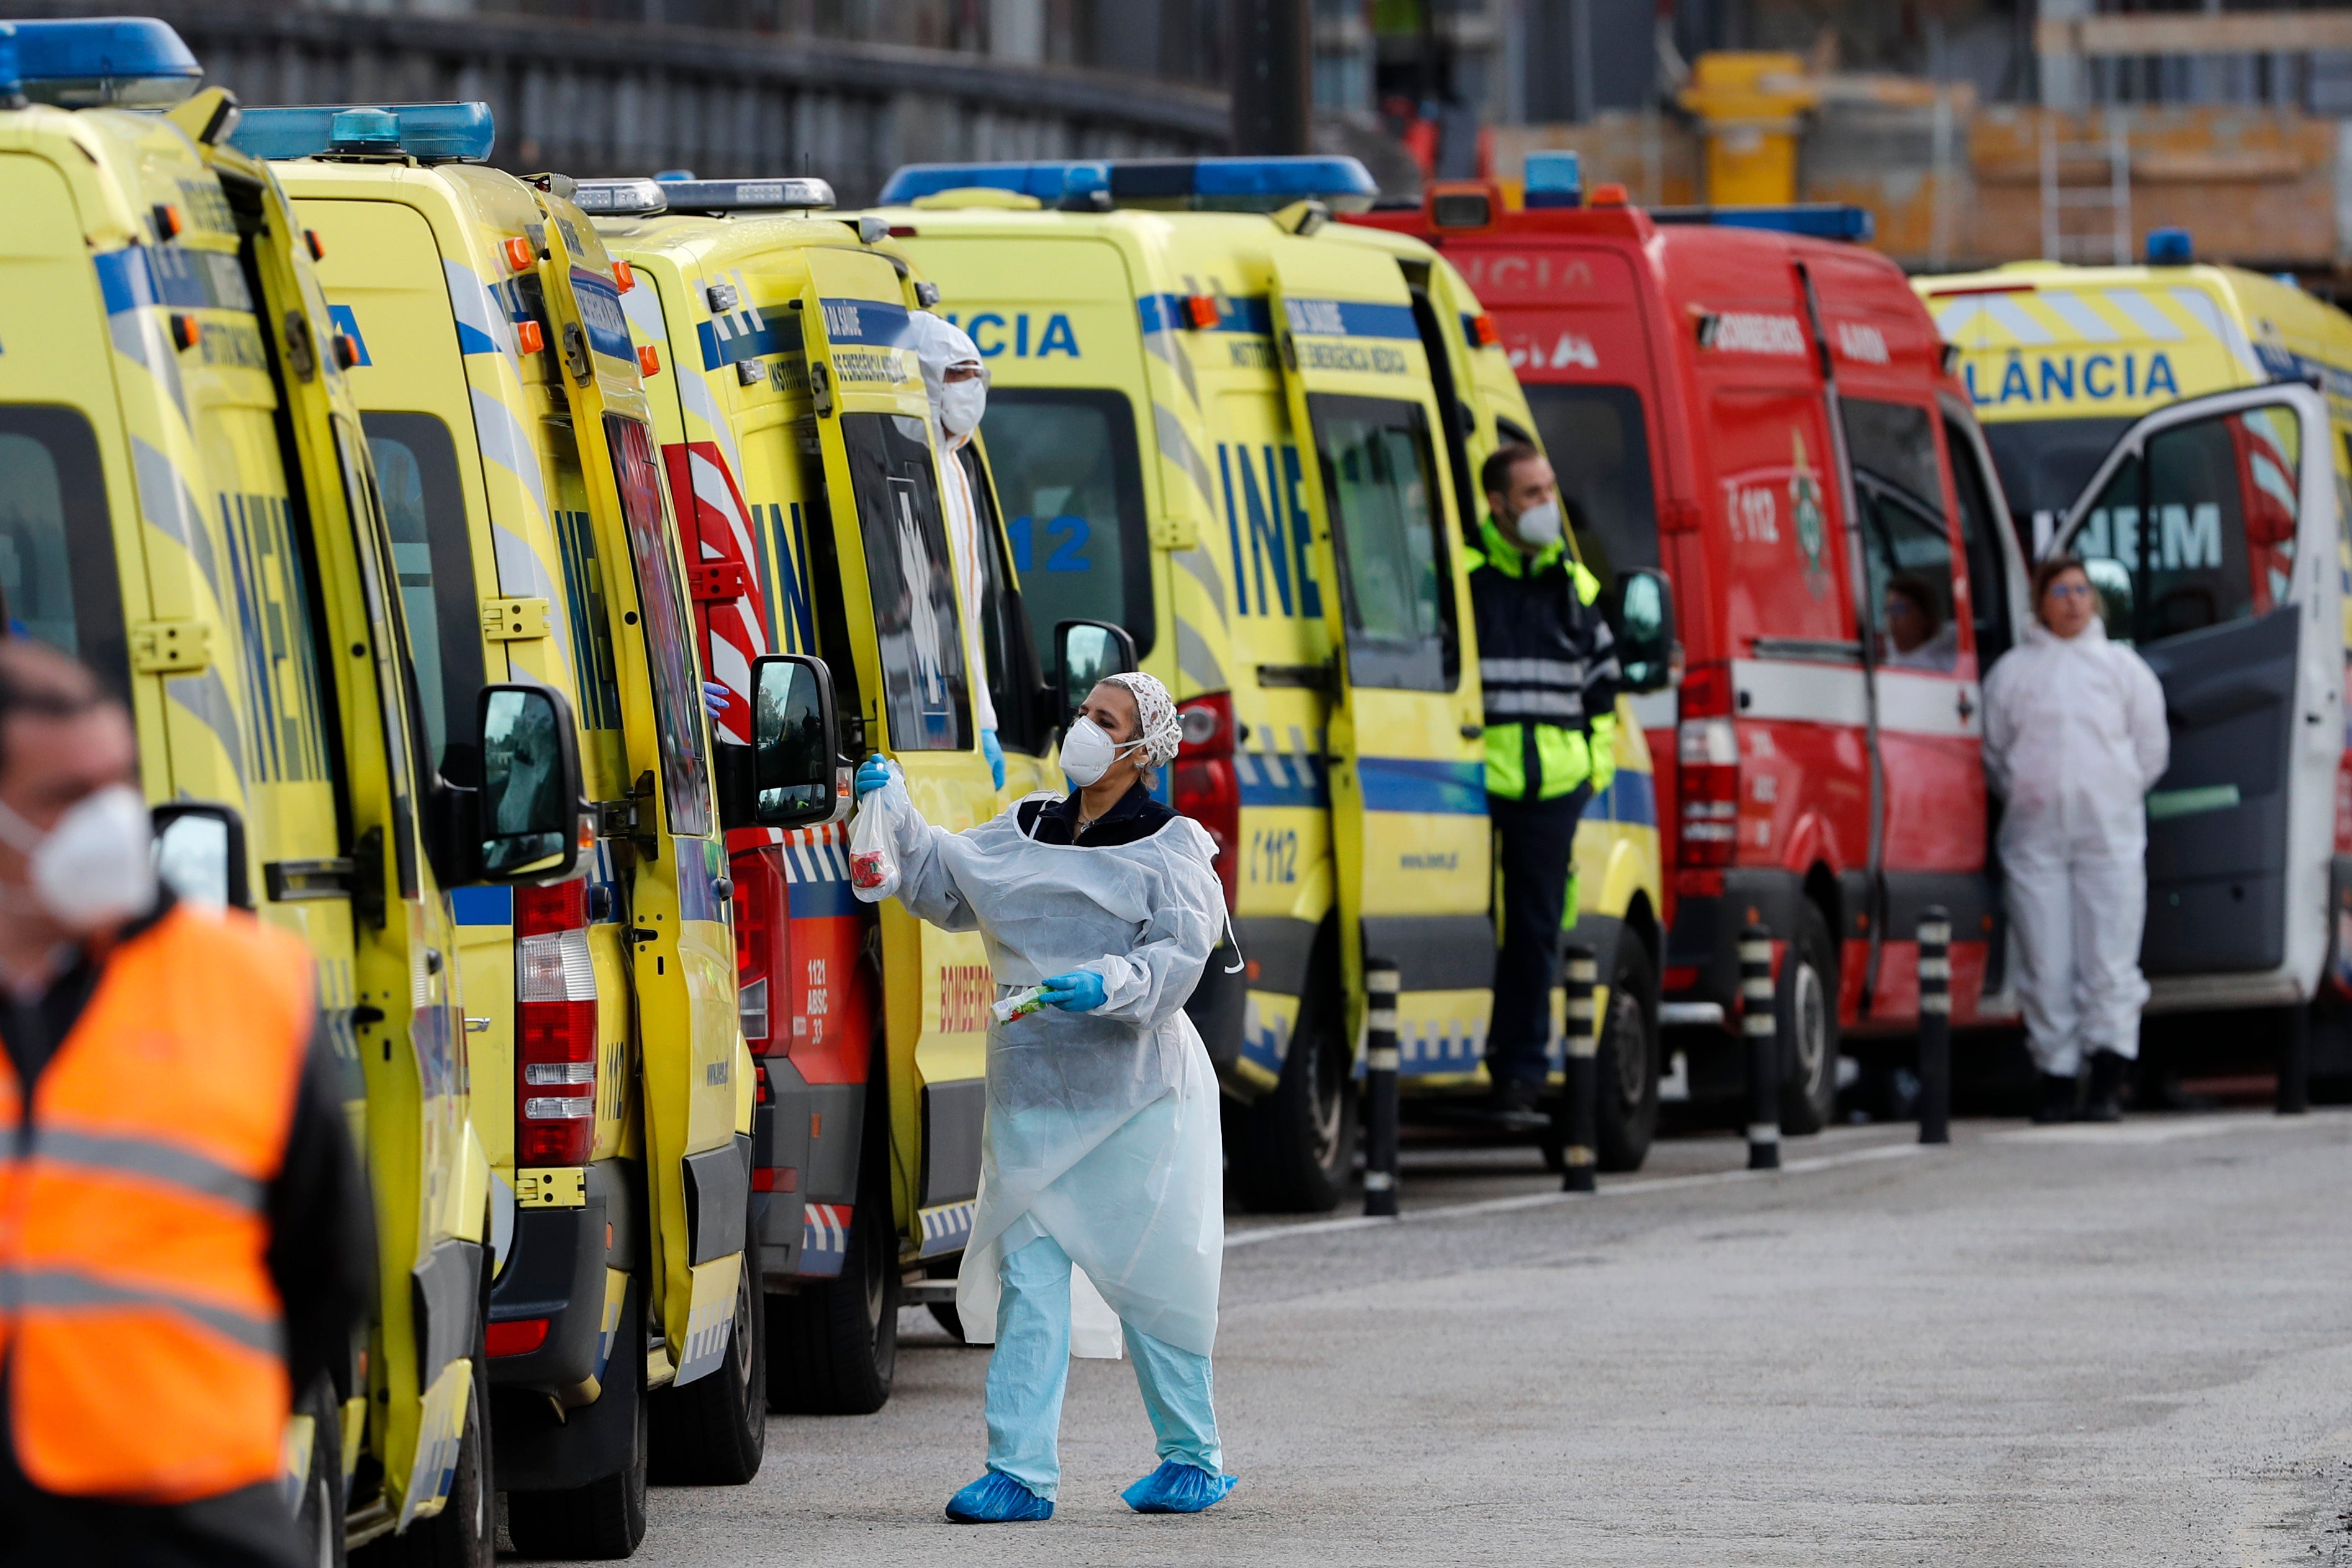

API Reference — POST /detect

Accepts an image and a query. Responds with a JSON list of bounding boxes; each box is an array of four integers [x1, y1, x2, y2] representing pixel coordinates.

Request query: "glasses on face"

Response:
[[2045, 583, 2096, 602]]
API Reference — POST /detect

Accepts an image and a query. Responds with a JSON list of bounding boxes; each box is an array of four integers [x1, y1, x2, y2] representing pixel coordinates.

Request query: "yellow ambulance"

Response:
[[873, 157, 1673, 1210], [234, 104, 792, 1555], [1917, 238, 2352, 1061], [0, 21, 492, 1562], [572, 173, 1033, 1408]]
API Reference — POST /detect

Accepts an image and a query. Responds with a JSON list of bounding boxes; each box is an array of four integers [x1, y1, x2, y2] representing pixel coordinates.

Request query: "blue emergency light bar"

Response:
[[877, 156, 1380, 214], [651, 177, 835, 213], [1, 16, 200, 109], [229, 101, 494, 164], [1524, 150, 1583, 209], [1650, 203, 1875, 243], [573, 178, 670, 217], [2146, 227, 2194, 265]]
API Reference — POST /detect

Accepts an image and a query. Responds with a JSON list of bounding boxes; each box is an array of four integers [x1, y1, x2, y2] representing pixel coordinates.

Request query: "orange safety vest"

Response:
[[0, 903, 314, 1503]]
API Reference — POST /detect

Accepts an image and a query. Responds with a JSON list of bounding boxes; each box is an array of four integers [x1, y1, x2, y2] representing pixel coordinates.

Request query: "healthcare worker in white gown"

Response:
[[1982, 554, 2169, 1124], [904, 311, 1005, 788], [851, 670, 1237, 1522]]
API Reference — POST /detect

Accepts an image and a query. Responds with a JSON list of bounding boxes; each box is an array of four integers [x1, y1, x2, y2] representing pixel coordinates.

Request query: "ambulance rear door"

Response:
[[535, 204, 746, 1387], [1266, 238, 1492, 1055], [2056, 382, 2342, 1000]]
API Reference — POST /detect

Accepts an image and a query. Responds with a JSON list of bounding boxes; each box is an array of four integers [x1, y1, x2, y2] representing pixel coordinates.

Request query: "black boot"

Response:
[[1488, 1078, 1550, 1131], [2080, 1051, 2127, 1122], [2032, 1071, 2078, 1124]]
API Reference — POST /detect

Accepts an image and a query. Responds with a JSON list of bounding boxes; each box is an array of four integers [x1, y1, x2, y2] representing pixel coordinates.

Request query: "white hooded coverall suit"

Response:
[[905, 312, 998, 741], [860, 774, 1229, 1498], [1981, 617, 2170, 1075]]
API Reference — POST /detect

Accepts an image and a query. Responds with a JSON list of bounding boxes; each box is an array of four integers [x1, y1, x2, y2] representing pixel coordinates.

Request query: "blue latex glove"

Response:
[[702, 680, 730, 719], [854, 756, 892, 801], [1038, 970, 1106, 1012], [980, 727, 1006, 790]]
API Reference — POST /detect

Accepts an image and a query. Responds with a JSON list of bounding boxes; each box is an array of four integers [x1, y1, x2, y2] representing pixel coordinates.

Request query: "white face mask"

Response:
[[1512, 498, 1563, 548], [1060, 715, 1142, 789], [0, 782, 157, 933], [940, 375, 986, 438]]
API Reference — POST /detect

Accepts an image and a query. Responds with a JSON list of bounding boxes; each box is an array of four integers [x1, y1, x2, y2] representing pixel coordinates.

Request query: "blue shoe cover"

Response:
[[945, 1471, 1053, 1523], [1121, 1459, 1237, 1514]]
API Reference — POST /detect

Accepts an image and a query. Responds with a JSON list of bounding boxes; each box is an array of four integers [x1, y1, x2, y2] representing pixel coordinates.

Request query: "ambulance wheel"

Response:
[[764, 1091, 898, 1415], [358, 1315, 492, 1567], [1778, 902, 1842, 1137], [1595, 936, 1660, 1173], [647, 1198, 766, 1485], [292, 1371, 346, 1568], [504, 1281, 648, 1561], [1228, 970, 1354, 1214]]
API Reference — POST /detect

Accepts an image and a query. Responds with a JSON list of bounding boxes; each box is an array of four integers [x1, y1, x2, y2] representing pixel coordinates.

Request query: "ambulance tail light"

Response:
[[732, 849, 789, 1050], [1676, 665, 1740, 869], [515, 878, 597, 1166], [1174, 693, 1240, 912]]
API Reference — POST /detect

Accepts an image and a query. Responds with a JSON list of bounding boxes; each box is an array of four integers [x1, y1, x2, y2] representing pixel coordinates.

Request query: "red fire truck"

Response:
[[1354, 181, 2040, 1127]]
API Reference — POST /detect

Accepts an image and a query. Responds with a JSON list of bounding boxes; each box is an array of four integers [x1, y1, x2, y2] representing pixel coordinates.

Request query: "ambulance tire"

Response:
[[358, 1316, 494, 1568], [504, 1281, 648, 1561], [646, 1197, 766, 1485], [291, 1371, 346, 1568], [1777, 902, 1842, 1137], [1227, 963, 1354, 1214], [1594, 937, 1661, 1173], [763, 1082, 899, 1415]]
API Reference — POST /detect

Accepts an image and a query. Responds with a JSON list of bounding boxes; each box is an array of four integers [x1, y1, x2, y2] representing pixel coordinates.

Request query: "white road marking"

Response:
[[1226, 1138, 1930, 1250]]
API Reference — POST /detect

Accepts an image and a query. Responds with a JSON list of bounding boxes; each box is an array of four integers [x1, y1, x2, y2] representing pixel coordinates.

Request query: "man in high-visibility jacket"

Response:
[[1470, 444, 1620, 1124], [0, 640, 372, 1567]]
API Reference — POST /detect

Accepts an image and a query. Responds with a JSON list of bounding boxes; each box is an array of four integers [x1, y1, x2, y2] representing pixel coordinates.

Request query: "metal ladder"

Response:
[[2040, 113, 2132, 264]]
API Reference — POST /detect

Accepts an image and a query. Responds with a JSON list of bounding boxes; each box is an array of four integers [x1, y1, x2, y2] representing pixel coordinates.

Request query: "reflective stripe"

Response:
[[4, 1269, 284, 1356], [1479, 656, 1583, 687], [1487, 690, 1585, 719], [32, 1129, 265, 1213]]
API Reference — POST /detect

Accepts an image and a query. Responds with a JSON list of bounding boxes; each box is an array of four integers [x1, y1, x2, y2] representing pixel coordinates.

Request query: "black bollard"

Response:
[[2279, 1002, 2310, 1115], [1916, 906, 1951, 1145], [1559, 944, 1598, 1192], [1364, 960, 1401, 1216], [1741, 925, 1780, 1171]]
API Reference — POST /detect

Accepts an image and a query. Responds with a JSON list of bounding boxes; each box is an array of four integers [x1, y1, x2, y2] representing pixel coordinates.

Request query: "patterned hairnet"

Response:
[[1100, 671, 1183, 768]]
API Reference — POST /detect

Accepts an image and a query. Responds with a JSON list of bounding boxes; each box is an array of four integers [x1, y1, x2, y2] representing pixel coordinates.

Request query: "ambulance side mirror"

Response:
[[1614, 569, 1676, 694], [474, 683, 584, 883], [151, 801, 252, 912], [744, 654, 841, 830], [1054, 619, 1136, 722]]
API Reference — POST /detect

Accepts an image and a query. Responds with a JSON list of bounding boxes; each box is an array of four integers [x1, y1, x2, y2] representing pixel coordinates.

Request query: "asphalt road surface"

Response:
[[542, 1111, 2352, 1566]]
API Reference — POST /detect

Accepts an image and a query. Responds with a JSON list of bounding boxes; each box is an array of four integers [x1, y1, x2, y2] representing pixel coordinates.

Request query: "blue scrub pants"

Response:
[[985, 1233, 1222, 1500]]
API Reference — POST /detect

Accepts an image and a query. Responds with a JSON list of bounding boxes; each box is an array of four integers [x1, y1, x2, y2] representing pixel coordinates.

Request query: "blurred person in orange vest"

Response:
[[0, 639, 373, 1567]]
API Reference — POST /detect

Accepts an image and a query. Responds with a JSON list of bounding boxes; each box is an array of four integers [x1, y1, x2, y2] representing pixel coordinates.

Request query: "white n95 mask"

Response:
[[940, 376, 987, 438], [1060, 715, 1142, 789], [1513, 498, 1563, 548], [0, 782, 157, 932]]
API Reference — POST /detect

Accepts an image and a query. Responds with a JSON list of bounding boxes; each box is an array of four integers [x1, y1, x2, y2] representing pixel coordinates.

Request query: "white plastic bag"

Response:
[[848, 786, 901, 902]]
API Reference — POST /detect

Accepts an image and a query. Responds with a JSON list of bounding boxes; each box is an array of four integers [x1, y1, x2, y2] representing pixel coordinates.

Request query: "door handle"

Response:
[[1460, 723, 1485, 740], [1955, 689, 1976, 723]]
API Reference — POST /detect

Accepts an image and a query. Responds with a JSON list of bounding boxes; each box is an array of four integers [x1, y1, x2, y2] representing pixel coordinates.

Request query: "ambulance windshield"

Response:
[[980, 387, 1154, 662], [1521, 385, 1659, 592], [1981, 416, 2133, 560]]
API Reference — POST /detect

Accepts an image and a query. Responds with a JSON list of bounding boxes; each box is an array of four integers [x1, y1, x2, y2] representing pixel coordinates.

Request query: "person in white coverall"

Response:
[[849, 670, 1237, 1523], [1981, 556, 2169, 1123], [905, 311, 1005, 789]]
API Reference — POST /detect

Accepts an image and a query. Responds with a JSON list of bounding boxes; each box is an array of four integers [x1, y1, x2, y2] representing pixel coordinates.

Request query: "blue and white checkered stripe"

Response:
[[916, 1199, 975, 1258]]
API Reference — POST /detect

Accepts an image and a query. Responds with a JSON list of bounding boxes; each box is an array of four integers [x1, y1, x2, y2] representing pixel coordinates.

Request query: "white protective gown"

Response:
[[1981, 618, 2170, 1072], [861, 778, 1226, 1358]]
